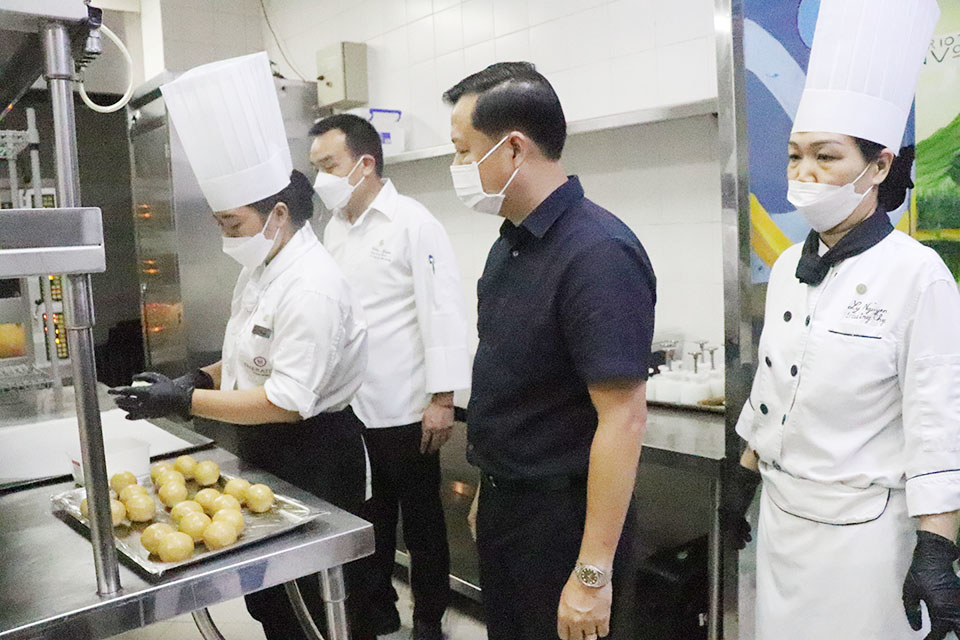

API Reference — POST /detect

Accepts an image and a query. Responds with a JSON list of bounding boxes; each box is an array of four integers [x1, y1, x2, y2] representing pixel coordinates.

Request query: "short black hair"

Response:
[[853, 137, 915, 211], [309, 113, 384, 176], [442, 61, 566, 160], [249, 170, 315, 225]]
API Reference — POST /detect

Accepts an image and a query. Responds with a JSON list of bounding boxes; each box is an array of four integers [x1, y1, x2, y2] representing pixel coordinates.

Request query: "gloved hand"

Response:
[[719, 463, 761, 550], [903, 530, 960, 640], [108, 370, 208, 421]]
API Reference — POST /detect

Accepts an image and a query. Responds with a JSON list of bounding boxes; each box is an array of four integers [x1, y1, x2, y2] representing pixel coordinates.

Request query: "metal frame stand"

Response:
[[42, 19, 120, 596]]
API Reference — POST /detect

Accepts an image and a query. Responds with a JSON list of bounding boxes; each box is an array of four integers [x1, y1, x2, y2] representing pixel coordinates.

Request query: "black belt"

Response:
[[481, 472, 587, 493]]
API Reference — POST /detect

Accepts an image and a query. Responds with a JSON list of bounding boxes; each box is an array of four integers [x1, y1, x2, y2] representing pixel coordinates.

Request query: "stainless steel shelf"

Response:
[[383, 98, 719, 166]]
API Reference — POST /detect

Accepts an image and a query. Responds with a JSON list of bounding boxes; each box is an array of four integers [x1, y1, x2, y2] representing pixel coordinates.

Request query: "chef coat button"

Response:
[[856, 283, 867, 295], [790, 365, 798, 377], [760, 404, 768, 415], [511, 250, 519, 258], [773, 461, 782, 471], [783, 311, 792, 322], [765, 356, 772, 367], [805, 316, 811, 326], [782, 415, 787, 425]]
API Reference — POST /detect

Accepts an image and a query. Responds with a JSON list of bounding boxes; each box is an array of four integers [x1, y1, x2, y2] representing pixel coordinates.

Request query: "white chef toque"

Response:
[[160, 52, 293, 211], [792, 0, 941, 151]]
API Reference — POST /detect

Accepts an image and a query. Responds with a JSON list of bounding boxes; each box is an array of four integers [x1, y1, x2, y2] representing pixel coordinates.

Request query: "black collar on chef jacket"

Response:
[[795, 207, 894, 286], [497, 176, 585, 249]]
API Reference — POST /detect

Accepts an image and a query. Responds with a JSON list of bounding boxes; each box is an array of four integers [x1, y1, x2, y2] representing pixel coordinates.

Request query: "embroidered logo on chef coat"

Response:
[[370, 239, 392, 263], [843, 299, 889, 327], [243, 356, 271, 377]]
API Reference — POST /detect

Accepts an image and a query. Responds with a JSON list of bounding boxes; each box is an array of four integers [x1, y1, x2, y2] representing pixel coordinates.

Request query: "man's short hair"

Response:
[[309, 113, 384, 176], [442, 61, 566, 160]]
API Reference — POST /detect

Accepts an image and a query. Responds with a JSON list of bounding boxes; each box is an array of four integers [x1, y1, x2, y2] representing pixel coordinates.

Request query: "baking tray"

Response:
[[50, 472, 327, 577]]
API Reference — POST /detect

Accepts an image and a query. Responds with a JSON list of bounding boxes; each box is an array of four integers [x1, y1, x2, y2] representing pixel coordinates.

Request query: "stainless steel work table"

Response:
[[0, 392, 374, 640]]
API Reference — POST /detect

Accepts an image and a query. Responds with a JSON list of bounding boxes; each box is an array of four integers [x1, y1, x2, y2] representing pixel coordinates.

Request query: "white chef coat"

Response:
[[737, 229, 960, 639], [323, 179, 471, 429], [220, 223, 368, 419], [737, 229, 960, 516]]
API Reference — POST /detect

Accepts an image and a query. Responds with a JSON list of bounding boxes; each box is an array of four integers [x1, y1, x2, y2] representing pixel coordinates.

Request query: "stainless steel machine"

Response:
[[127, 75, 321, 374]]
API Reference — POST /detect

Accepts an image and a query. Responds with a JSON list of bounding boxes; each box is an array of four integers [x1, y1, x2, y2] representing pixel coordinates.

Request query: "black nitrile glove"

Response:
[[719, 464, 761, 550], [903, 530, 960, 640], [108, 371, 197, 421]]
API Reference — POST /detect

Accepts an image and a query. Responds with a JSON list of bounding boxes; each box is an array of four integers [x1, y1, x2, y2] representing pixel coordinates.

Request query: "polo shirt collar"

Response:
[[499, 176, 584, 248]]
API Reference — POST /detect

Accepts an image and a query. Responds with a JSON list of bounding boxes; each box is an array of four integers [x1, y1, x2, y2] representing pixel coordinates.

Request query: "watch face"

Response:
[[580, 566, 600, 586]]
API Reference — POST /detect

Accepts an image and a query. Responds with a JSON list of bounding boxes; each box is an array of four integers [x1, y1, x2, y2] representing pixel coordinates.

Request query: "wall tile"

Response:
[[494, 30, 530, 63], [492, 0, 527, 36], [608, 0, 656, 57], [434, 4, 464, 56], [406, 0, 433, 23], [607, 50, 659, 113], [565, 5, 608, 68], [464, 39, 495, 73], [528, 16, 574, 73], [654, 0, 714, 47], [407, 14, 436, 64], [435, 50, 466, 101], [462, 0, 494, 47], [656, 36, 717, 106], [527, 0, 578, 27], [433, 0, 462, 12]]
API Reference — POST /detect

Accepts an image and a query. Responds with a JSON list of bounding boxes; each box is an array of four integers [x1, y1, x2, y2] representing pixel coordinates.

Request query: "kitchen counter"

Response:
[[641, 404, 726, 471]]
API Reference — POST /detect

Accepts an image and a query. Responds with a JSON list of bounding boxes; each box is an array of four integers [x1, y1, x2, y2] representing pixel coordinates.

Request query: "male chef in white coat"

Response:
[[309, 114, 471, 640], [727, 1, 960, 638]]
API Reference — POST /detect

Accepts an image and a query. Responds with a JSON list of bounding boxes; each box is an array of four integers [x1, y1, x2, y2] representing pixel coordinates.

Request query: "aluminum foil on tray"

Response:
[[50, 472, 327, 577]]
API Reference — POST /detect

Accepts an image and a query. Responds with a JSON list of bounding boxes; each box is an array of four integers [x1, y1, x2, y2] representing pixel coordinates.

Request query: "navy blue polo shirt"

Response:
[[467, 176, 656, 480]]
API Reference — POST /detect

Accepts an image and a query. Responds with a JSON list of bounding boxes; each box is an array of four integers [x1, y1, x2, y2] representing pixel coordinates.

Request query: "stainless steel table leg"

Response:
[[191, 608, 228, 640], [285, 579, 328, 640], [708, 477, 721, 640], [320, 566, 350, 640]]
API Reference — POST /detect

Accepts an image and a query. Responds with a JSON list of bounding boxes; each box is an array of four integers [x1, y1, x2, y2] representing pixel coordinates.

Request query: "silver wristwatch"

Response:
[[573, 562, 611, 588]]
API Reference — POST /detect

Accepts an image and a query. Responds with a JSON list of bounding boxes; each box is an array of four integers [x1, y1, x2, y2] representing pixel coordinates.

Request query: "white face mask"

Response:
[[787, 164, 874, 233], [221, 209, 281, 269], [449, 135, 522, 215], [313, 157, 365, 213]]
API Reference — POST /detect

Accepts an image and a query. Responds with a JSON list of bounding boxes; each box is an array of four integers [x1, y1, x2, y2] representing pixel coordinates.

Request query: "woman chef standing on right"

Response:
[[727, 1, 960, 638]]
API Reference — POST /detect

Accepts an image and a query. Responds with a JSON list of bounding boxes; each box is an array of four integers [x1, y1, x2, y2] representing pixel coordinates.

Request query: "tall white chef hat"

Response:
[[160, 52, 293, 211], [792, 0, 941, 151]]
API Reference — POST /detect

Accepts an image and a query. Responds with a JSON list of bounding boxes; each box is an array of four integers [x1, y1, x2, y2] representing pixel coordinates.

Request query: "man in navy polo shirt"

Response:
[[443, 62, 656, 640]]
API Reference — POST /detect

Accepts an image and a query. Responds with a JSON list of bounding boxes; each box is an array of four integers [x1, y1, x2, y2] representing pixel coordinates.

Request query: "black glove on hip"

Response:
[[108, 371, 201, 421], [719, 463, 761, 550], [903, 530, 960, 640]]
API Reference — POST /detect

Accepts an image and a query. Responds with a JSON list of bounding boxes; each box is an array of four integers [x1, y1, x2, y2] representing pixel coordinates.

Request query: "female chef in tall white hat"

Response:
[[109, 52, 375, 640], [726, 1, 960, 638]]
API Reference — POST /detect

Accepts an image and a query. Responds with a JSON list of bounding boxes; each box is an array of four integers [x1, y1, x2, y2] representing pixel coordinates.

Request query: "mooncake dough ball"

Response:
[[119, 484, 149, 504], [194, 488, 221, 514], [223, 478, 251, 504], [125, 493, 156, 522], [245, 484, 274, 513], [179, 511, 212, 542], [211, 494, 242, 514], [193, 460, 220, 487], [170, 500, 204, 523], [150, 461, 174, 484], [174, 455, 197, 479], [158, 481, 188, 508], [202, 520, 238, 550], [156, 469, 186, 487], [110, 498, 127, 526], [141, 522, 176, 555], [157, 531, 194, 562], [110, 471, 138, 494], [212, 509, 245, 535]]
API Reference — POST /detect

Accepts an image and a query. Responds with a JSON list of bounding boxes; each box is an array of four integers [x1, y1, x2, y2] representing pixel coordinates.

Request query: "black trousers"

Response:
[[234, 406, 375, 640], [360, 422, 451, 627], [476, 475, 636, 640]]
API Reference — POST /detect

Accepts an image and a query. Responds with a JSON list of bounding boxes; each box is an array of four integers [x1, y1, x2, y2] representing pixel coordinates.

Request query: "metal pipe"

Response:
[[43, 20, 121, 596], [707, 477, 722, 640], [284, 580, 328, 640], [27, 106, 64, 401], [191, 608, 229, 640], [319, 567, 350, 640], [7, 154, 21, 208], [714, 0, 754, 636]]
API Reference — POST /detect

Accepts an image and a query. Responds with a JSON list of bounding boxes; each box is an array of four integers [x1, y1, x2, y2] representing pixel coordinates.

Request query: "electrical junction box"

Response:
[[315, 41, 368, 109]]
